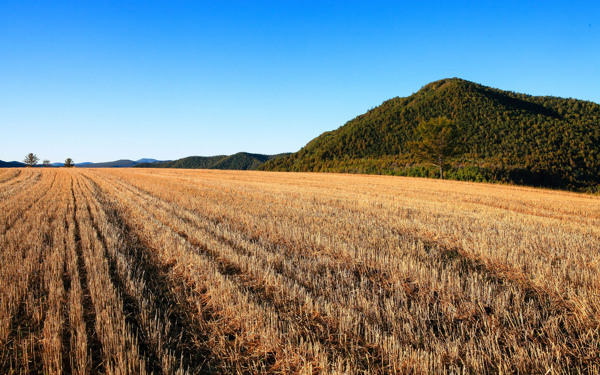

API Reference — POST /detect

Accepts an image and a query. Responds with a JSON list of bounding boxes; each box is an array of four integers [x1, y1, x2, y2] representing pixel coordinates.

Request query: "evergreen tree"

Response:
[[412, 117, 460, 179]]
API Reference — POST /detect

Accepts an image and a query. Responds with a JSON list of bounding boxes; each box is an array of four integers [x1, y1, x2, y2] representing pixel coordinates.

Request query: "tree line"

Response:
[[23, 153, 75, 167]]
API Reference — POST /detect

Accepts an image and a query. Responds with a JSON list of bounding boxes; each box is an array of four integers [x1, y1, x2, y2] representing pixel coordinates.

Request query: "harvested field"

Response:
[[0, 168, 599, 374]]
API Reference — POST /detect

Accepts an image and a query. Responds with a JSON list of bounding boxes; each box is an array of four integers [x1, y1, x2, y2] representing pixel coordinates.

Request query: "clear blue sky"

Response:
[[1, 1, 598, 163]]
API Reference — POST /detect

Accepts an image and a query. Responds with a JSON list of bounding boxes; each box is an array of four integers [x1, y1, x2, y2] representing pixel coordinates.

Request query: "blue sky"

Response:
[[1, 1, 598, 163]]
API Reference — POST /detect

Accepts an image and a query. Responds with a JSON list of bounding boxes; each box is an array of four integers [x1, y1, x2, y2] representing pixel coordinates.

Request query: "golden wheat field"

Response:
[[0, 167, 599, 374]]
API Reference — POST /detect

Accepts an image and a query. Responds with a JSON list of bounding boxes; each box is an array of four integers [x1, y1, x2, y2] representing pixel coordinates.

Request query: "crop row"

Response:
[[1, 168, 598, 374]]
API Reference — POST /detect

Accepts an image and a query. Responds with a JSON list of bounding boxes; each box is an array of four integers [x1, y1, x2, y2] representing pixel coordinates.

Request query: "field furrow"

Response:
[[94, 169, 600, 371], [87, 170, 424, 372], [0, 169, 41, 201], [72, 175, 149, 374], [84, 172, 315, 372], [81, 174, 220, 374], [80, 175, 197, 374], [0, 170, 70, 373], [0, 169, 21, 184], [0, 170, 58, 235], [1, 168, 598, 374]]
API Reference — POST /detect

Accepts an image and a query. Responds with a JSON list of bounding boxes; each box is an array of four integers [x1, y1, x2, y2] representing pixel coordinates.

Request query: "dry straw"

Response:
[[0, 168, 598, 374]]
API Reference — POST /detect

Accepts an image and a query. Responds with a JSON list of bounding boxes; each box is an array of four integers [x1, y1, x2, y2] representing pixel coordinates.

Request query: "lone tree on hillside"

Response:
[[412, 117, 461, 180], [64, 158, 75, 168], [23, 153, 39, 167], [42, 159, 51, 167]]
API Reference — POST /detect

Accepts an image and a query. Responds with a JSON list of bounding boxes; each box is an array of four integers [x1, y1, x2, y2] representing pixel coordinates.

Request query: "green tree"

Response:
[[64, 158, 75, 168], [42, 159, 51, 167], [412, 117, 460, 179], [23, 153, 39, 167]]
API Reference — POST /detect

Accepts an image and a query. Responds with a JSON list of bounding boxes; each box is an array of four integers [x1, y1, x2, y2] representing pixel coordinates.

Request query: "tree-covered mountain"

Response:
[[137, 155, 227, 169], [212, 153, 271, 170], [260, 78, 600, 192], [136, 152, 289, 170]]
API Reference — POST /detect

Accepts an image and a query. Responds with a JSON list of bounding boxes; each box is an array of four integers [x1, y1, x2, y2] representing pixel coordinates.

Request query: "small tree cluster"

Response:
[[22, 153, 75, 167]]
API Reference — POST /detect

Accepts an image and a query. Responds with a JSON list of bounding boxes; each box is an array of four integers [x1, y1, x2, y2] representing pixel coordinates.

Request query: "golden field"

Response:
[[0, 168, 598, 374]]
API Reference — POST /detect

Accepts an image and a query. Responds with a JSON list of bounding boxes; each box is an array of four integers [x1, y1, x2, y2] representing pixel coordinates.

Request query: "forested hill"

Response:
[[260, 78, 600, 192], [136, 152, 289, 170]]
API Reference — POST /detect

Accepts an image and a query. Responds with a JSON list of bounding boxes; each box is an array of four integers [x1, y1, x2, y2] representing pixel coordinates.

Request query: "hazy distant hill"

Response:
[[135, 158, 162, 164], [81, 159, 139, 168], [0, 160, 25, 168], [137, 152, 289, 170], [75, 158, 165, 168], [261, 78, 600, 192]]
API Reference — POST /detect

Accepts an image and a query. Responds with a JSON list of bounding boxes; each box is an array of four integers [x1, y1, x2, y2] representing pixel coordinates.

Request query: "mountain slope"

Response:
[[212, 153, 272, 170], [136, 152, 289, 170], [137, 155, 227, 169], [261, 78, 600, 191]]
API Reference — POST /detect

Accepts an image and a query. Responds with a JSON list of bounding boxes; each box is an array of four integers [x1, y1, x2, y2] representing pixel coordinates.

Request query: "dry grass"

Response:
[[0, 168, 598, 374]]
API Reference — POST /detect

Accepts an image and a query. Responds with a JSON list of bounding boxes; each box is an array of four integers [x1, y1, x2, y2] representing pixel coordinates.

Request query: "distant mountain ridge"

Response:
[[260, 78, 600, 192], [136, 152, 289, 170], [135, 158, 162, 164], [75, 158, 165, 168], [0, 160, 25, 168], [0, 158, 165, 168], [82, 159, 140, 168], [0, 154, 284, 170]]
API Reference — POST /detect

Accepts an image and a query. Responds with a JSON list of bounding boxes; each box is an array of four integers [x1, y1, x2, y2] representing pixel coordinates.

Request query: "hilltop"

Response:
[[260, 78, 600, 191], [136, 152, 289, 170]]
